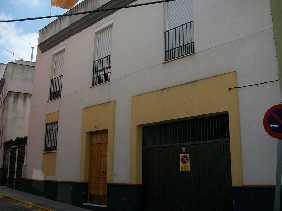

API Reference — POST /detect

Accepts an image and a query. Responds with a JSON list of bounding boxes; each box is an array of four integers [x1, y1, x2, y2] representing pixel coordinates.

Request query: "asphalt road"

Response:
[[0, 197, 31, 211]]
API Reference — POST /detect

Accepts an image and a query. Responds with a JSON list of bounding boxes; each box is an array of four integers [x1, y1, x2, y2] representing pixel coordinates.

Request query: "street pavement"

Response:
[[0, 186, 90, 211], [0, 197, 31, 211]]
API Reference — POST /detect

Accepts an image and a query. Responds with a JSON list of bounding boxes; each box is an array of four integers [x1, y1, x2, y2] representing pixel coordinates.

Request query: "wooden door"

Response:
[[89, 131, 108, 205]]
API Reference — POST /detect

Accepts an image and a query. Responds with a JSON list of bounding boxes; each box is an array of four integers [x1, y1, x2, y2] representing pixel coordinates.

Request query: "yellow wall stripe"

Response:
[[42, 112, 59, 177], [81, 101, 116, 183], [45, 112, 59, 123], [131, 72, 243, 186]]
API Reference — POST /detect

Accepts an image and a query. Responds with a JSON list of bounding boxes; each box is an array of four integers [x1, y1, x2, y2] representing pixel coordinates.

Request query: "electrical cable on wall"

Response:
[[228, 79, 279, 91], [0, 0, 175, 23]]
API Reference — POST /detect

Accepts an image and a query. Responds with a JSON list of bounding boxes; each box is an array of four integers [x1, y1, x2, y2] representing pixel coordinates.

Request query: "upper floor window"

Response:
[[92, 25, 112, 86], [49, 50, 64, 101], [165, 0, 194, 62], [45, 122, 58, 152]]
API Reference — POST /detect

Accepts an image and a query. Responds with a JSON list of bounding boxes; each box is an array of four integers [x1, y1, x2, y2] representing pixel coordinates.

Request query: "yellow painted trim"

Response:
[[45, 112, 59, 123], [131, 72, 243, 186], [42, 152, 57, 177], [80, 101, 115, 183], [42, 112, 59, 177]]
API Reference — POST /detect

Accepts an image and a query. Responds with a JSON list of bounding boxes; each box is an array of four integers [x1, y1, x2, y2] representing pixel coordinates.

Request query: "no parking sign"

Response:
[[263, 104, 282, 140], [179, 153, 191, 172]]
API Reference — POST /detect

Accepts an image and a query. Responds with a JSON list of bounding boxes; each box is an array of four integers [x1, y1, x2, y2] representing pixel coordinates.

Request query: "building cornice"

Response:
[[0, 91, 32, 107], [8, 62, 36, 67], [38, 0, 136, 53]]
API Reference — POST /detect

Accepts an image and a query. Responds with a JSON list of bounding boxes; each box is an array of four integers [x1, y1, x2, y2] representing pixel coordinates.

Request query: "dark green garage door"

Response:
[[142, 113, 232, 211]]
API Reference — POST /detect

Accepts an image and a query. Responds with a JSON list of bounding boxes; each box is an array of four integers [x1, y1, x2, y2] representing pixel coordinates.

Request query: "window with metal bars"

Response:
[[92, 25, 112, 86], [49, 50, 64, 101], [165, 0, 194, 62], [49, 75, 63, 101], [45, 122, 58, 152]]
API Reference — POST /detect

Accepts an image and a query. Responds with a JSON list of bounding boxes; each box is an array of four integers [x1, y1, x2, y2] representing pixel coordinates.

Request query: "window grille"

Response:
[[45, 122, 58, 152]]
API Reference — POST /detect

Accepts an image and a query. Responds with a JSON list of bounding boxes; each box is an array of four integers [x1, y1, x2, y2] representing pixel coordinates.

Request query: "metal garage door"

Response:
[[142, 113, 232, 211]]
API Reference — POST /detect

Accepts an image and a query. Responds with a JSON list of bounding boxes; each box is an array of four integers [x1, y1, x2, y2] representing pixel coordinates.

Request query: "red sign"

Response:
[[263, 104, 282, 140], [179, 153, 191, 172]]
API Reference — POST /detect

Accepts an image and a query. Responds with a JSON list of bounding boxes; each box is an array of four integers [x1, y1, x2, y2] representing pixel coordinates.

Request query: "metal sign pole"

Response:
[[274, 141, 282, 211], [262, 104, 282, 211]]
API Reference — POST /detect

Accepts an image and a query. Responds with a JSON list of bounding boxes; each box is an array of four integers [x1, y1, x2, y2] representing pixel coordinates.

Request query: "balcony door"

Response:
[[165, 0, 194, 61], [92, 25, 112, 86]]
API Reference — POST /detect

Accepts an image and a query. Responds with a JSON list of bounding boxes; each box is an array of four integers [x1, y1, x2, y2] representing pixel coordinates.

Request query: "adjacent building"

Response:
[[23, 0, 281, 210], [0, 64, 6, 79], [270, 0, 282, 210], [0, 60, 35, 187], [271, 0, 282, 91]]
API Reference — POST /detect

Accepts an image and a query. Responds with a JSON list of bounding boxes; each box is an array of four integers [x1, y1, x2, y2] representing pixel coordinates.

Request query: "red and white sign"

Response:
[[263, 104, 282, 140], [179, 153, 191, 172]]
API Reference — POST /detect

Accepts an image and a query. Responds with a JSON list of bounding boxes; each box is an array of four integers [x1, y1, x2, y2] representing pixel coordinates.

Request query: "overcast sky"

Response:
[[0, 0, 71, 63]]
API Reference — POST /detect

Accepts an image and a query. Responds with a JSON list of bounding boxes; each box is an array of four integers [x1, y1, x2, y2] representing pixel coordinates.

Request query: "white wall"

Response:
[[28, 0, 281, 185], [4, 92, 32, 141], [4, 64, 34, 95], [1, 63, 34, 141], [0, 62, 34, 167], [0, 64, 6, 79]]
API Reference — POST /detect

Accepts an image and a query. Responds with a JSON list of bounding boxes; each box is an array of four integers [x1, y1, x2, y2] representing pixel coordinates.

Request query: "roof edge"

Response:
[[38, 0, 136, 53]]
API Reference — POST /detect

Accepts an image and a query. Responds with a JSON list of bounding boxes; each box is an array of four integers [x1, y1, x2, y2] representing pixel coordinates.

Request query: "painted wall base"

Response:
[[107, 183, 142, 211], [15, 179, 88, 207], [14, 179, 275, 211], [233, 186, 275, 211]]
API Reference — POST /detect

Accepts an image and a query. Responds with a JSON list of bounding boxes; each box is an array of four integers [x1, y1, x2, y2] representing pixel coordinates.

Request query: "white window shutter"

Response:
[[95, 26, 112, 60], [51, 50, 65, 77], [166, 0, 193, 29]]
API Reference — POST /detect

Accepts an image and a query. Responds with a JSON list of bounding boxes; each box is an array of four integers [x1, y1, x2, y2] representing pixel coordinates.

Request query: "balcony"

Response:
[[92, 55, 111, 86], [49, 75, 63, 101], [164, 21, 195, 62]]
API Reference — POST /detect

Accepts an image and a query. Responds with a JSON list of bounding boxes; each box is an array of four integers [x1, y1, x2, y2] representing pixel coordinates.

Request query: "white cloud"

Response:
[[12, 0, 40, 7], [0, 14, 38, 62]]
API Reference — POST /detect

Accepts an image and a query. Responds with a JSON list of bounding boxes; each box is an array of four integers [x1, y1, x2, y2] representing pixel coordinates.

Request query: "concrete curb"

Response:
[[0, 192, 54, 211]]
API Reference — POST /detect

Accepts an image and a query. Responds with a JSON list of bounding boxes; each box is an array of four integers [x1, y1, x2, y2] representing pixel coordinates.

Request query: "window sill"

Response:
[[163, 52, 196, 64], [43, 151, 57, 154], [83, 203, 107, 208], [90, 81, 112, 89], [47, 98, 62, 103]]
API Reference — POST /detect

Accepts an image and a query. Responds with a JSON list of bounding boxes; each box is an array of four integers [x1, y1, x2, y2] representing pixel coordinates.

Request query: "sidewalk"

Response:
[[0, 186, 90, 211]]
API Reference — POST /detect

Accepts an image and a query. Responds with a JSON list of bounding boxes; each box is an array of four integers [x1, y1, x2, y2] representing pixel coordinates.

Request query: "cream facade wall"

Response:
[[27, 0, 281, 186]]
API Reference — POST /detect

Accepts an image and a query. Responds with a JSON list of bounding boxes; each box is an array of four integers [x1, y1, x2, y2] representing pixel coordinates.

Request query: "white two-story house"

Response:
[[24, 0, 281, 210]]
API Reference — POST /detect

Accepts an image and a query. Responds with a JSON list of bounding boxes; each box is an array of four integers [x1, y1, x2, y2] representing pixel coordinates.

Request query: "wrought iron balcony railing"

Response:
[[49, 75, 63, 101], [165, 21, 195, 62], [92, 55, 111, 86], [45, 122, 58, 152]]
